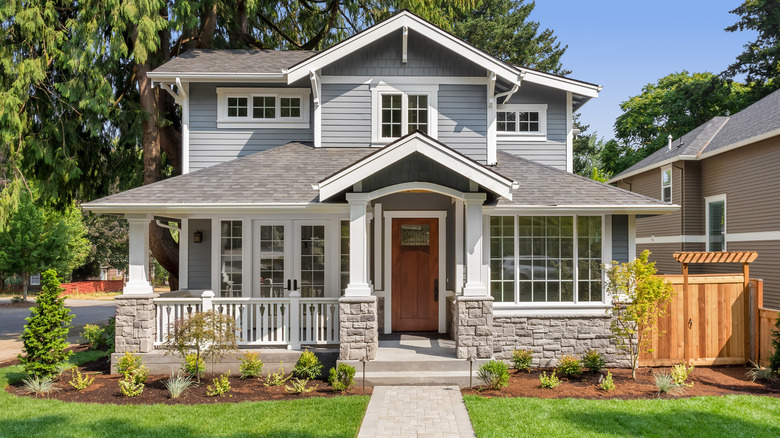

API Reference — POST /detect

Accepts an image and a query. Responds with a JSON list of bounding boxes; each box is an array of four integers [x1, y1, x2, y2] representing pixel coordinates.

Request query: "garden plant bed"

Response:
[[462, 366, 780, 399], [6, 354, 371, 405]]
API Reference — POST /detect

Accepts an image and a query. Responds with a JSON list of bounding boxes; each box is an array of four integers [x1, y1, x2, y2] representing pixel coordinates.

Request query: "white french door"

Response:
[[253, 220, 333, 298]]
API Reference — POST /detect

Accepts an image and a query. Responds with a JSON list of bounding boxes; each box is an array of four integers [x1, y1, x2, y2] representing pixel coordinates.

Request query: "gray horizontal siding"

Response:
[[323, 29, 484, 77], [189, 83, 313, 171], [188, 219, 211, 289], [497, 82, 567, 169], [438, 84, 487, 163], [611, 215, 629, 263], [321, 83, 372, 147]]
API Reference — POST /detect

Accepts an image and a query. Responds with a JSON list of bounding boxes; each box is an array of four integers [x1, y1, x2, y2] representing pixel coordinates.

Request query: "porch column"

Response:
[[462, 193, 487, 296], [123, 215, 153, 295], [344, 193, 372, 296]]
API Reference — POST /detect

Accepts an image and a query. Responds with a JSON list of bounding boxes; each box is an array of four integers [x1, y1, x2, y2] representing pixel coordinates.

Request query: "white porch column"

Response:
[[124, 215, 153, 295], [344, 193, 372, 296], [462, 193, 487, 296]]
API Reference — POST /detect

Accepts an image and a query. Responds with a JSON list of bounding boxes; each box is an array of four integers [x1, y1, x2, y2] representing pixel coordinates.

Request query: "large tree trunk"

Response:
[[22, 271, 28, 302]]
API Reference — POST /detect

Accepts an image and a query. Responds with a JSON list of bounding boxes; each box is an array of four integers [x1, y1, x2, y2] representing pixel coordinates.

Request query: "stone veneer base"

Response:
[[451, 296, 494, 359], [339, 295, 378, 360], [114, 293, 158, 354]]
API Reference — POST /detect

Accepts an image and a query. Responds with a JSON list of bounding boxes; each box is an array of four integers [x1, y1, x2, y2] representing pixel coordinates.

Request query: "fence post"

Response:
[[289, 293, 300, 350], [201, 290, 214, 312]]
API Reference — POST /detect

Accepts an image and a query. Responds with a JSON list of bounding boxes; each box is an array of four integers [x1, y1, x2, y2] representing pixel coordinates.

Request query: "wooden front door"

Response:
[[392, 218, 439, 331]]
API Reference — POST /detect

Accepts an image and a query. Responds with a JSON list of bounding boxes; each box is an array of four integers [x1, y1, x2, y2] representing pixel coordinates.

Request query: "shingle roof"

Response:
[[492, 152, 666, 207], [150, 49, 317, 75], [85, 144, 669, 210], [610, 88, 780, 181]]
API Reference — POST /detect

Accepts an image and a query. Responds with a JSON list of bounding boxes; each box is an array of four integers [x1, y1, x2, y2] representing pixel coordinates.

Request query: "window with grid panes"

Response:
[[252, 96, 275, 119], [220, 220, 243, 297], [258, 225, 285, 298], [340, 221, 349, 295], [517, 216, 574, 302], [407, 95, 428, 134], [576, 216, 602, 302], [381, 94, 402, 138], [490, 216, 515, 302], [280, 97, 301, 118], [300, 225, 325, 298], [227, 97, 248, 117]]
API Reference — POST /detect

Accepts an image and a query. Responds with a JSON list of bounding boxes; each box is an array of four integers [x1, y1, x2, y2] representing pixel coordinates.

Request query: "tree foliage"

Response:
[[0, 190, 90, 300], [73, 214, 128, 280], [163, 310, 238, 382], [605, 250, 675, 379], [724, 0, 780, 84], [19, 270, 74, 378]]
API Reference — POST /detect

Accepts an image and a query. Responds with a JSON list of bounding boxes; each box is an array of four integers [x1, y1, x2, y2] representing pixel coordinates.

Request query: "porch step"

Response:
[[339, 359, 491, 386]]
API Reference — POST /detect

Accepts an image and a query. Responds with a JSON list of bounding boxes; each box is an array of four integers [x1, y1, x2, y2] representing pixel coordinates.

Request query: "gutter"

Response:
[[606, 155, 697, 183]]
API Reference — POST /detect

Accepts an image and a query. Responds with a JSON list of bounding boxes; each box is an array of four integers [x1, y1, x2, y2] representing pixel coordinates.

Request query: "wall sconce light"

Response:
[[193, 231, 203, 244]]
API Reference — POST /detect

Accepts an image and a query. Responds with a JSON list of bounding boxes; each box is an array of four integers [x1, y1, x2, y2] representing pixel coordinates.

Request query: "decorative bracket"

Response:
[[402, 25, 408, 64], [309, 70, 321, 107], [158, 77, 187, 105], [487, 72, 497, 106]]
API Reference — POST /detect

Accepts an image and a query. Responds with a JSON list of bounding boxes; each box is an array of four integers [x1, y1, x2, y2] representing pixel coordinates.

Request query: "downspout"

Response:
[[673, 162, 685, 252]]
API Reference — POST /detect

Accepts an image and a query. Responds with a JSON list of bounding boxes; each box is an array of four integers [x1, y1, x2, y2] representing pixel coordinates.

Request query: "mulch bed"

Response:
[[0, 301, 36, 309], [6, 354, 371, 405], [462, 366, 780, 399]]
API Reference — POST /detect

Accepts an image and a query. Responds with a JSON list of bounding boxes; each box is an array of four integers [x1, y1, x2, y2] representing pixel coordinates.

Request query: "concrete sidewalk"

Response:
[[358, 386, 475, 438]]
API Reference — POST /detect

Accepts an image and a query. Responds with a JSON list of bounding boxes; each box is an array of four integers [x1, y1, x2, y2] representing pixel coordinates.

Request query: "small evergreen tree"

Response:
[[19, 270, 74, 377], [769, 314, 780, 374]]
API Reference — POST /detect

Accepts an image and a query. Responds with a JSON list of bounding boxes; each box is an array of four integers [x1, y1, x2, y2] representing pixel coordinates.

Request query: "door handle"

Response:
[[434, 279, 439, 302], [287, 279, 291, 291], [294, 279, 298, 291]]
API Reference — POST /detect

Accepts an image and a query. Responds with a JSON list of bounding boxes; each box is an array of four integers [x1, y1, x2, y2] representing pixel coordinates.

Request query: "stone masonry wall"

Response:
[[451, 296, 493, 359], [492, 314, 629, 368], [339, 296, 378, 360], [115, 294, 158, 354]]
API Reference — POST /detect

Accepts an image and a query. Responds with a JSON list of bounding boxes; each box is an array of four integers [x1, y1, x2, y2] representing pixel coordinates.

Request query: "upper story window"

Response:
[[496, 104, 548, 141], [661, 165, 672, 203], [217, 88, 310, 129], [371, 84, 438, 145], [706, 194, 726, 252]]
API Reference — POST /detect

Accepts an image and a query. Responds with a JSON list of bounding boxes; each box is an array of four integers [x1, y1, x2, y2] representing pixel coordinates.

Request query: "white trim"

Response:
[[727, 231, 780, 242], [402, 26, 408, 63], [370, 83, 438, 144], [636, 235, 707, 245], [487, 73, 497, 165], [310, 71, 322, 148], [517, 68, 601, 98], [485, 204, 679, 215], [566, 92, 573, 173], [180, 81, 190, 174], [320, 76, 489, 85], [215, 87, 310, 129], [697, 127, 780, 160], [382, 210, 447, 334], [628, 215, 637, 261], [635, 230, 780, 245], [454, 199, 464, 294], [316, 133, 515, 201], [493, 305, 611, 317], [705, 194, 727, 251], [496, 103, 548, 139], [149, 73, 286, 81], [661, 165, 672, 203], [373, 203, 383, 291]]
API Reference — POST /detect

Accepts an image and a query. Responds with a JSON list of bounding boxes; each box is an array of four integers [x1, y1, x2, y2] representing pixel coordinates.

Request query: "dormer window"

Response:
[[661, 165, 672, 202], [372, 84, 438, 144], [496, 104, 547, 140], [217, 88, 310, 128]]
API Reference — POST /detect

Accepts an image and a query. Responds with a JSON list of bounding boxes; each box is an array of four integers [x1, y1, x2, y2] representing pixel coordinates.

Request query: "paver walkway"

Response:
[[358, 386, 475, 438]]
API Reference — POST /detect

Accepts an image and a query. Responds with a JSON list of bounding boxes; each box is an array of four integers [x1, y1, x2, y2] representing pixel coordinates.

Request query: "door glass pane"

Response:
[[708, 200, 725, 251], [340, 221, 349, 295], [220, 220, 242, 297], [400, 225, 430, 246], [258, 225, 285, 298], [300, 225, 325, 297]]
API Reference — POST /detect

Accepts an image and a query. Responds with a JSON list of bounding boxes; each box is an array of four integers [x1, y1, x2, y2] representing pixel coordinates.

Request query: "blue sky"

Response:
[[529, 0, 756, 141]]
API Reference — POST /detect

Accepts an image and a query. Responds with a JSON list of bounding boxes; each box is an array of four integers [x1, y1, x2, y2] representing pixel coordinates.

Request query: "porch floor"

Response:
[[376, 333, 457, 361]]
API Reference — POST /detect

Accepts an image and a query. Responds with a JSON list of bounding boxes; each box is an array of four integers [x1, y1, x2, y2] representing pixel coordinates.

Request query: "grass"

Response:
[[464, 395, 780, 438], [0, 351, 369, 438]]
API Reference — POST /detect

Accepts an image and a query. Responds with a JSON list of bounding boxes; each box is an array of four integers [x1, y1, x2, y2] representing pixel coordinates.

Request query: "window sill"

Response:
[[493, 302, 611, 317], [217, 120, 310, 129], [497, 134, 548, 142]]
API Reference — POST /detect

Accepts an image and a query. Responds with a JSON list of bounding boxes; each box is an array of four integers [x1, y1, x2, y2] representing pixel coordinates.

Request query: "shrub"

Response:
[[21, 375, 59, 396], [653, 371, 684, 396], [477, 360, 510, 390], [583, 350, 606, 373], [293, 350, 323, 379], [19, 271, 74, 378], [539, 371, 560, 389], [264, 362, 291, 386], [556, 355, 583, 377], [239, 352, 264, 379], [81, 324, 104, 350], [286, 377, 317, 394], [164, 372, 194, 399], [511, 349, 533, 373], [103, 317, 116, 353], [671, 363, 695, 387], [115, 351, 149, 384], [206, 371, 232, 397], [599, 371, 615, 391], [81, 317, 116, 352], [746, 360, 777, 382], [68, 369, 95, 391], [163, 310, 239, 383], [182, 353, 205, 378], [328, 363, 356, 392], [119, 371, 144, 397]]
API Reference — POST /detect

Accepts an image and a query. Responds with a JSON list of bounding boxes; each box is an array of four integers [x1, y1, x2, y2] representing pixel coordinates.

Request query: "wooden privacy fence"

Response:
[[758, 304, 779, 366]]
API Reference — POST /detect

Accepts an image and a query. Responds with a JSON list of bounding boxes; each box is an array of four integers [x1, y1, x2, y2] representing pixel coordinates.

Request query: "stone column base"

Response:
[[338, 295, 378, 360], [115, 293, 159, 353], [452, 295, 494, 359]]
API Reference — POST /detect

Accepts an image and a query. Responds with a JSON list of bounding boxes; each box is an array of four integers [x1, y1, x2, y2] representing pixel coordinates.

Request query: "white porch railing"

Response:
[[153, 292, 339, 348]]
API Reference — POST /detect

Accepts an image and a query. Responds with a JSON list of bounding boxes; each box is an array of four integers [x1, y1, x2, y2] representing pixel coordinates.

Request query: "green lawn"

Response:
[[0, 352, 369, 438], [464, 395, 780, 438]]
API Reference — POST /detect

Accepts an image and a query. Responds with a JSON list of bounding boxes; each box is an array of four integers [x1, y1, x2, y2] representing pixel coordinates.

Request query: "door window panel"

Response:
[[300, 225, 326, 297], [258, 225, 285, 298], [220, 220, 243, 297]]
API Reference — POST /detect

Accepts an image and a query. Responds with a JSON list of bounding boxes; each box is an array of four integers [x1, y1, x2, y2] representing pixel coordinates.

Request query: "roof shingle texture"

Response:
[[86, 144, 667, 208], [151, 49, 318, 74]]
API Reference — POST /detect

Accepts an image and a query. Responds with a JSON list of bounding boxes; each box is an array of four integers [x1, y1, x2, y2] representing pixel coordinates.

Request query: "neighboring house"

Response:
[[83, 11, 674, 366], [609, 89, 780, 309]]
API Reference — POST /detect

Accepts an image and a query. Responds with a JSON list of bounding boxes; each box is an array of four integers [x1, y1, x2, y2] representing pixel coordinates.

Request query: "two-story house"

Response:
[[609, 89, 780, 309], [84, 11, 674, 371]]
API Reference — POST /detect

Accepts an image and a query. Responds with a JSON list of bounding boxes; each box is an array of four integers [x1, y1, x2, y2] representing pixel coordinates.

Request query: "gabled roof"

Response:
[[83, 142, 674, 215], [314, 132, 518, 201], [147, 50, 317, 81], [609, 88, 780, 182]]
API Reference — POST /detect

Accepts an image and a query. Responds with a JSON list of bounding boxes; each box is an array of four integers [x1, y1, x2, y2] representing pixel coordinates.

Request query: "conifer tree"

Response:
[[19, 270, 74, 378]]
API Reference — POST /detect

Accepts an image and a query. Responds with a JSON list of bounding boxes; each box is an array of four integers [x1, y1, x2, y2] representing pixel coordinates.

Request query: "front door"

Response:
[[392, 218, 439, 331]]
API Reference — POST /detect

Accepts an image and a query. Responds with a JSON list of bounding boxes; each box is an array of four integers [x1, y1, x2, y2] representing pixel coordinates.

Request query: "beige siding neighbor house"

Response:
[[609, 89, 780, 309]]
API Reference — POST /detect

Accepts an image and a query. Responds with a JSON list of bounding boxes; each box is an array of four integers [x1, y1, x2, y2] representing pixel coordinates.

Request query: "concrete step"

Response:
[[352, 371, 477, 387], [340, 359, 491, 373]]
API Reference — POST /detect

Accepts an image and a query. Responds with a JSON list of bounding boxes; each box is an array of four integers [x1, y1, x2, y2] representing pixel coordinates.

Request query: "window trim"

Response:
[[216, 87, 310, 128], [488, 214, 607, 308], [661, 165, 672, 203], [370, 83, 439, 145], [705, 194, 727, 252], [496, 103, 548, 141]]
